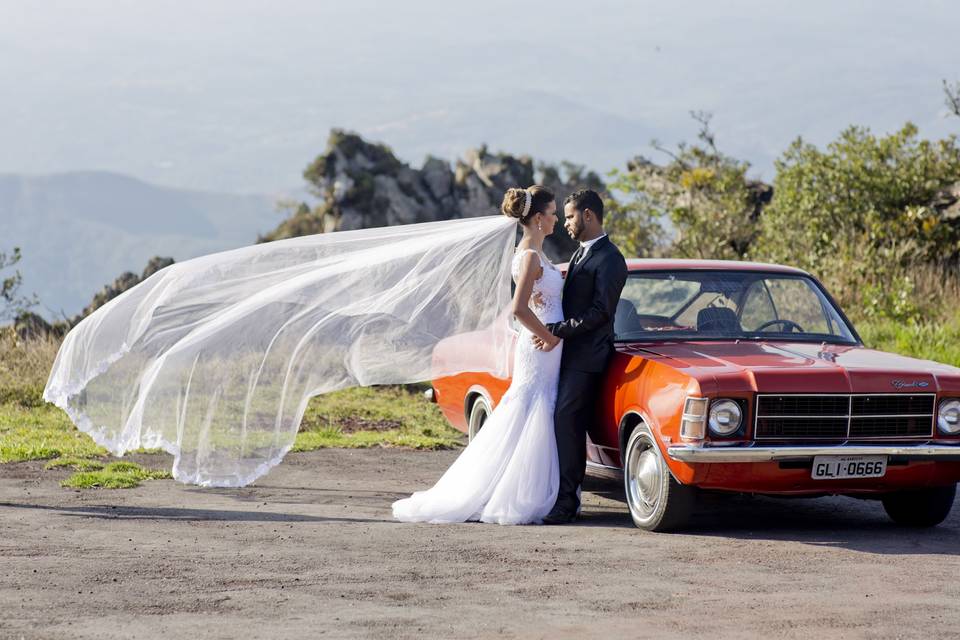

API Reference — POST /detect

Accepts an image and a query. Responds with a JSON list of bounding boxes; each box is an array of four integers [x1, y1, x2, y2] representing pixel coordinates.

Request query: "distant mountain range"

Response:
[[0, 171, 280, 319]]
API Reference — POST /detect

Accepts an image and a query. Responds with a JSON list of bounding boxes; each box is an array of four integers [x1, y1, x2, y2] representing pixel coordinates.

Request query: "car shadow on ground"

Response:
[[580, 477, 960, 555], [0, 502, 371, 524]]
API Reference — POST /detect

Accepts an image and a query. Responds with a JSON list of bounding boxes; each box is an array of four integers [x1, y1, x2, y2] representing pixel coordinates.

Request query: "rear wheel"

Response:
[[467, 396, 491, 442], [623, 424, 696, 531], [881, 484, 956, 527]]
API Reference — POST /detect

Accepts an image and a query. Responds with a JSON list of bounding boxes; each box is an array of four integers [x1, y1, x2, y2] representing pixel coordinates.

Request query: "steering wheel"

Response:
[[755, 319, 805, 333]]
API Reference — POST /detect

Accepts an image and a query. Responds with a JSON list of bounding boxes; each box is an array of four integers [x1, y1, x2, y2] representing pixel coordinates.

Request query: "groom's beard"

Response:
[[566, 221, 584, 241]]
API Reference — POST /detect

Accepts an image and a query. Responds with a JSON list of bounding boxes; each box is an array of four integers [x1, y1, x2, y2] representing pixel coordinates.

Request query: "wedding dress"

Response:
[[392, 249, 564, 524]]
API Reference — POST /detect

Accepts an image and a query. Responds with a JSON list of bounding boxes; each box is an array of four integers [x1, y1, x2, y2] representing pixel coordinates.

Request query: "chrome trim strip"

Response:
[[846, 394, 853, 439], [586, 460, 624, 480], [586, 460, 621, 470], [667, 444, 960, 463], [756, 393, 938, 397], [850, 414, 935, 418], [755, 414, 934, 419], [752, 435, 932, 441]]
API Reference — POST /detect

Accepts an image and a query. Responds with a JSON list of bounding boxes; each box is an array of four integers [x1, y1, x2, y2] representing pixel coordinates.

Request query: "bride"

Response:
[[392, 185, 564, 525]]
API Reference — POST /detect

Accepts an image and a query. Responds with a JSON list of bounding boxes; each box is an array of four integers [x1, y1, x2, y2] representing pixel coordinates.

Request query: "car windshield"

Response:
[[614, 270, 858, 343]]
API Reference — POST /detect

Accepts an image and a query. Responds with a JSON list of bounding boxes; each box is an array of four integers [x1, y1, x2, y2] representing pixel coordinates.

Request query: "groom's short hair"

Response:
[[564, 189, 604, 222]]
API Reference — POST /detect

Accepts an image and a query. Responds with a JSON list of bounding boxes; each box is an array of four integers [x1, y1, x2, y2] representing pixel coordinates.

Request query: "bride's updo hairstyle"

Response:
[[501, 185, 555, 226]]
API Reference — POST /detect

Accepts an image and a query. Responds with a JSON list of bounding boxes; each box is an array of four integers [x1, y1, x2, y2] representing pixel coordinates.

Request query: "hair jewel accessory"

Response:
[[521, 190, 532, 219]]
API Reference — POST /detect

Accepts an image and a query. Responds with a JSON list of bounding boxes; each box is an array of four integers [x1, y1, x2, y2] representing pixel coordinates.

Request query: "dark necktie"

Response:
[[570, 246, 584, 267]]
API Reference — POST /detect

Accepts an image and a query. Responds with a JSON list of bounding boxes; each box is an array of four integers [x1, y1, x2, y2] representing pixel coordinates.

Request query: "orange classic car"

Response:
[[428, 259, 960, 531]]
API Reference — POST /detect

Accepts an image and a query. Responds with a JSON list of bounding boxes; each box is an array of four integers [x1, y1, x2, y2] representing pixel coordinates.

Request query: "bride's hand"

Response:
[[538, 334, 561, 352]]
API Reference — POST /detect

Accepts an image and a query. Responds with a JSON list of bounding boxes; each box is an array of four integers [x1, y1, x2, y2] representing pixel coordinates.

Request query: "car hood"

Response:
[[617, 341, 960, 395]]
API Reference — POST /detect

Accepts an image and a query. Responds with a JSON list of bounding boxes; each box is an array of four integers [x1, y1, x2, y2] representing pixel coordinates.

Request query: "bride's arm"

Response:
[[512, 252, 561, 351]]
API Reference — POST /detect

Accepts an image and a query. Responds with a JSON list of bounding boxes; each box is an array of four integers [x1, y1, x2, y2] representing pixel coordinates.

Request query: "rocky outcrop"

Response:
[[260, 130, 608, 261], [77, 256, 175, 322], [15, 256, 175, 338]]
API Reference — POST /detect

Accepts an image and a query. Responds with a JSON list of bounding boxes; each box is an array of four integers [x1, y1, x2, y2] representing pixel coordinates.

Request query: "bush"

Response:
[[0, 327, 61, 406], [752, 123, 960, 322], [607, 112, 766, 260]]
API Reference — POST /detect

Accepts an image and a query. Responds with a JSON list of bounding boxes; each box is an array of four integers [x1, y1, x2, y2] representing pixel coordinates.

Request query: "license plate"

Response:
[[811, 455, 887, 480]]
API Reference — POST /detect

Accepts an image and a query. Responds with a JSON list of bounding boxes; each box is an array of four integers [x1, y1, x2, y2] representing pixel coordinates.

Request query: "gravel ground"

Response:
[[2, 448, 959, 639]]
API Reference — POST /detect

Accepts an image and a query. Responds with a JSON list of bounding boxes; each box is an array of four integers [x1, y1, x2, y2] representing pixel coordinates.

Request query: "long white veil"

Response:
[[43, 216, 518, 487]]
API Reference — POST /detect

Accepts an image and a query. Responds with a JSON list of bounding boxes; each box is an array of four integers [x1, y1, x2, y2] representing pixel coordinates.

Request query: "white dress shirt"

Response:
[[575, 233, 607, 263]]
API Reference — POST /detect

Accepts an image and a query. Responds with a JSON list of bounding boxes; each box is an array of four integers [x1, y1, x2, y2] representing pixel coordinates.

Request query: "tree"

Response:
[[944, 79, 960, 118], [0, 247, 37, 321], [603, 164, 666, 258], [607, 112, 765, 260], [753, 123, 960, 320]]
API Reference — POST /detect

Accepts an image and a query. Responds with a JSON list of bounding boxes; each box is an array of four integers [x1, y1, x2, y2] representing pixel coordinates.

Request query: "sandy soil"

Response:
[[2, 448, 959, 640]]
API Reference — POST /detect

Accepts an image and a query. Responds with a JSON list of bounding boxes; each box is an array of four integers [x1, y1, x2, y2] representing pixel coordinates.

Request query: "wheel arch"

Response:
[[619, 408, 688, 483], [464, 385, 493, 419], [618, 409, 656, 458]]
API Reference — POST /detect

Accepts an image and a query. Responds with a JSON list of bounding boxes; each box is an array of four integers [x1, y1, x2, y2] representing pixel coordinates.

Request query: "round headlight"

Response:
[[708, 399, 743, 436], [937, 399, 960, 435]]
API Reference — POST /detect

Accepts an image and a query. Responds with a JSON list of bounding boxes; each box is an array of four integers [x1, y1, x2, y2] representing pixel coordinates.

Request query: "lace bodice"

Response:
[[510, 249, 564, 325]]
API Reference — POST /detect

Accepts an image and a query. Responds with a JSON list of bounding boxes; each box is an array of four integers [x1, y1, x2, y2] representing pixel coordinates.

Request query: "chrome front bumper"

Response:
[[666, 444, 960, 463]]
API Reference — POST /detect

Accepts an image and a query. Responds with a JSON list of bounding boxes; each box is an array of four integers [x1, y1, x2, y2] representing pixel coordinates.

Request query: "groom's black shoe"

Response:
[[542, 505, 578, 525]]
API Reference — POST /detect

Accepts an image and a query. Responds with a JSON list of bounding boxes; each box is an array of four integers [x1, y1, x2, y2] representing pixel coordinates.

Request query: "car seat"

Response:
[[615, 298, 642, 333], [696, 307, 741, 333]]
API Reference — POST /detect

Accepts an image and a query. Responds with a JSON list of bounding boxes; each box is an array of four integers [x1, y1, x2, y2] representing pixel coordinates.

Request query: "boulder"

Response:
[[265, 130, 595, 261]]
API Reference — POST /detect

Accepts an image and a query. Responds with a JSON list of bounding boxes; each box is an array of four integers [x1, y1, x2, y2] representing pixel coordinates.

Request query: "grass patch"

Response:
[[44, 457, 105, 471], [1, 333, 462, 464], [0, 381, 461, 466], [60, 461, 172, 489], [0, 329, 60, 405], [857, 317, 960, 368], [0, 403, 108, 463], [294, 385, 463, 451], [292, 425, 460, 451]]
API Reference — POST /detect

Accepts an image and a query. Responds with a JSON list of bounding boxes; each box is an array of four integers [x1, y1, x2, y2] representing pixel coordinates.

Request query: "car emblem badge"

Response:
[[891, 379, 929, 389]]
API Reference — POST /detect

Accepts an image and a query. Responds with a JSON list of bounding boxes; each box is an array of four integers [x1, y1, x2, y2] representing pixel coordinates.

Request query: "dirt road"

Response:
[[2, 448, 959, 639]]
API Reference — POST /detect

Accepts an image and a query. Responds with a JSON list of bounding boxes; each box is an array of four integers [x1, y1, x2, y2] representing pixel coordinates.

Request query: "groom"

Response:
[[533, 189, 627, 524]]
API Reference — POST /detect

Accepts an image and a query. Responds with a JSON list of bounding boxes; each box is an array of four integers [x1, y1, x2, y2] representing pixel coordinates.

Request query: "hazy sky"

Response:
[[2, 0, 958, 194]]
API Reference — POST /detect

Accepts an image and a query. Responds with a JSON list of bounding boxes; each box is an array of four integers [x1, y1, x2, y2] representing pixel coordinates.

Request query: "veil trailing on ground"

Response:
[[43, 216, 518, 487]]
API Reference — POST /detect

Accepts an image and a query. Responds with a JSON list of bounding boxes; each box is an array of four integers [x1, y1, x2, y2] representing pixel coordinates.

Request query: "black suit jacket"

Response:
[[547, 235, 628, 372]]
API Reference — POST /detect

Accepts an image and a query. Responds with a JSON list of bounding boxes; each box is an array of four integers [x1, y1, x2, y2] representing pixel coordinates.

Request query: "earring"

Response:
[[537, 221, 542, 231]]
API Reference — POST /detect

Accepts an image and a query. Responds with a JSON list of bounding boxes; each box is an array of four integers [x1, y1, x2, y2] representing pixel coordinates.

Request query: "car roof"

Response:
[[625, 258, 809, 275], [558, 258, 810, 276]]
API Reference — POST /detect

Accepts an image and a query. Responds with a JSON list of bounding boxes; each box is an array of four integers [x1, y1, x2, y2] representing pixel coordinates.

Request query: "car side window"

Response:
[[765, 279, 830, 333], [740, 281, 777, 330]]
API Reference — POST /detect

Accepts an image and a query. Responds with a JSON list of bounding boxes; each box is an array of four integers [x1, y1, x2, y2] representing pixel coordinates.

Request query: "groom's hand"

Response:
[[531, 334, 560, 351], [532, 323, 558, 349]]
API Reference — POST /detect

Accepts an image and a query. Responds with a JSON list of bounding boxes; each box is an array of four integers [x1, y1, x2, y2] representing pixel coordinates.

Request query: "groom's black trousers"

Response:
[[554, 367, 604, 512]]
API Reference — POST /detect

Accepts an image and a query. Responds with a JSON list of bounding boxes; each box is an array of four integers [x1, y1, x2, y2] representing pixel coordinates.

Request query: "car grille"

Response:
[[755, 394, 935, 440]]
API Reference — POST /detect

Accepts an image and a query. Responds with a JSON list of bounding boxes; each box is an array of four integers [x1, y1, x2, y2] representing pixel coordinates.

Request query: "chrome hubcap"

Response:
[[627, 435, 662, 519]]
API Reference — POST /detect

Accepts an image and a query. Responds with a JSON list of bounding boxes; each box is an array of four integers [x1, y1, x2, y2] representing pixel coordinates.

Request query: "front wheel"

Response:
[[881, 484, 956, 527], [623, 424, 696, 531]]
